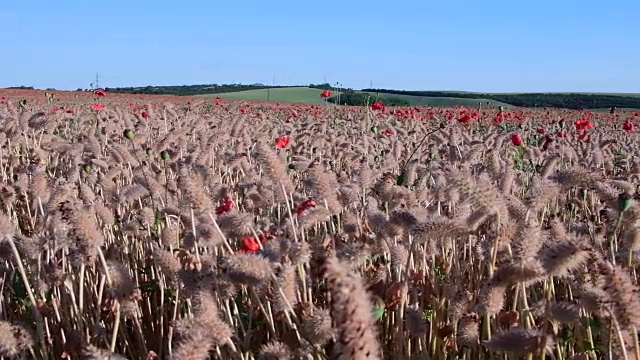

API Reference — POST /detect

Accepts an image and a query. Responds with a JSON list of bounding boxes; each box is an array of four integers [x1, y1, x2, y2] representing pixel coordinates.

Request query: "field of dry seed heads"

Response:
[[2, 89, 640, 360]]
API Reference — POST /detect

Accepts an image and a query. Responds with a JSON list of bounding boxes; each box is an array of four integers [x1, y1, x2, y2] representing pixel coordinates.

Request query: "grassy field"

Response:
[[197, 87, 332, 104], [198, 86, 512, 107], [2, 88, 640, 359], [360, 92, 512, 107]]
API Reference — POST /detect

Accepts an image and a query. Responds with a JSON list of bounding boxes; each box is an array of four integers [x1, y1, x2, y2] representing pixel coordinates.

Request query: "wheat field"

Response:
[[1, 89, 640, 360]]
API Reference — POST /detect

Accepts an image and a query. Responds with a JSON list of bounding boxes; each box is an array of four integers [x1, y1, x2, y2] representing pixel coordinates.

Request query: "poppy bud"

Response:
[[146, 148, 154, 156], [439, 122, 447, 129], [510, 133, 523, 146], [617, 193, 633, 213], [83, 164, 92, 175], [396, 171, 406, 186], [579, 188, 587, 200], [123, 129, 135, 140], [160, 150, 170, 161], [370, 126, 378, 134], [372, 296, 386, 322]]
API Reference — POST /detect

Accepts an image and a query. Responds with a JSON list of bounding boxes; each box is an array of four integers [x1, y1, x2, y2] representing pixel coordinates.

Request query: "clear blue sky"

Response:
[[1, 0, 638, 92]]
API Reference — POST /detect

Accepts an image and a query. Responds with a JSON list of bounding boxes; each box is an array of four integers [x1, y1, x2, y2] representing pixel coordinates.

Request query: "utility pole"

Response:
[[95, 73, 100, 90]]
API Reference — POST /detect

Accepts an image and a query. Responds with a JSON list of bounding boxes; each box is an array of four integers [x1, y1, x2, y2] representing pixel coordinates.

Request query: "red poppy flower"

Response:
[[215, 196, 234, 215], [320, 90, 332, 98], [557, 131, 568, 138], [536, 127, 546, 134], [511, 133, 523, 146], [237, 231, 273, 254], [458, 114, 472, 123], [296, 199, 316, 216], [574, 119, 594, 133], [382, 128, 393, 136], [94, 88, 107, 97], [275, 135, 290, 148], [241, 236, 262, 253], [140, 111, 148, 119], [371, 101, 384, 111], [91, 103, 104, 111], [623, 120, 634, 133]]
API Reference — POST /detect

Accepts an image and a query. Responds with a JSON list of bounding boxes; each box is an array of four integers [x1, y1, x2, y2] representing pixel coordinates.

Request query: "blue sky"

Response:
[[1, 0, 638, 92]]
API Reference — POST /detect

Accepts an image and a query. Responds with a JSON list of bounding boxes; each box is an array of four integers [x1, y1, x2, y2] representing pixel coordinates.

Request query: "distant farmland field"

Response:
[[359, 92, 511, 107], [197, 87, 332, 104], [197, 86, 512, 107]]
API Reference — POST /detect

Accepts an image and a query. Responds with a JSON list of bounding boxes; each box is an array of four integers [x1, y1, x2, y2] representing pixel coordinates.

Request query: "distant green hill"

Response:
[[359, 92, 510, 107], [197, 87, 331, 104], [197, 87, 510, 107], [362, 89, 640, 109], [101, 83, 640, 109]]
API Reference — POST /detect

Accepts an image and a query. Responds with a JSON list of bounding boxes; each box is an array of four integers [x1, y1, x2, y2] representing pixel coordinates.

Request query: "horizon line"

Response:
[[1, 84, 639, 95]]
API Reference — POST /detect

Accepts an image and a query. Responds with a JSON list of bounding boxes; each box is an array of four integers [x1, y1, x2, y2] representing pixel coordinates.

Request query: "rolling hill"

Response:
[[197, 87, 331, 104], [101, 83, 640, 109], [197, 87, 512, 107], [359, 91, 511, 107]]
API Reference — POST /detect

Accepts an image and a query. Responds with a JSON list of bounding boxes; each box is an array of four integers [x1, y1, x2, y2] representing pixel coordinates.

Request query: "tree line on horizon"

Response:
[[361, 88, 640, 110]]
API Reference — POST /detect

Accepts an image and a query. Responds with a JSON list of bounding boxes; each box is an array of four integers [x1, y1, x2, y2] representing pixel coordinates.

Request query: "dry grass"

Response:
[[1, 90, 640, 360]]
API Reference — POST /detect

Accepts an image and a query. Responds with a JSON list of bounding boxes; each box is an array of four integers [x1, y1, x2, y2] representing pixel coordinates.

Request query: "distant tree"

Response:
[[104, 83, 298, 96], [328, 93, 410, 107], [7, 86, 34, 90], [308, 83, 333, 90]]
